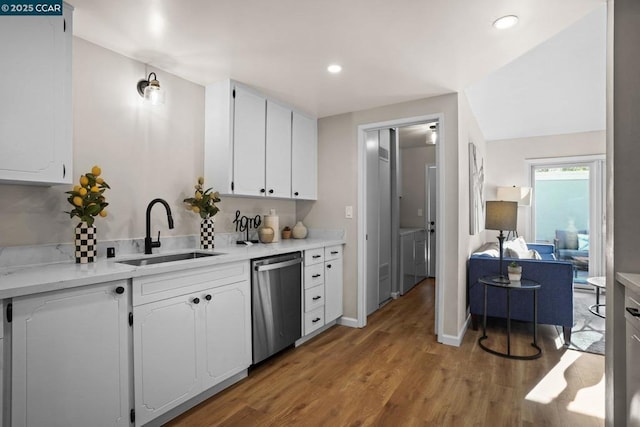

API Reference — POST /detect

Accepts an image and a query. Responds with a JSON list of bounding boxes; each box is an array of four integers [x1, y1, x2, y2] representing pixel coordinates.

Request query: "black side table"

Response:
[[478, 276, 542, 360]]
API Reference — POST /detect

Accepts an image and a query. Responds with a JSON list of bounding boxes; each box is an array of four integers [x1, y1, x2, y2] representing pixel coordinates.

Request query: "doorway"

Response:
[[529, 155, 606, 281], [357, 114, 445, 340]]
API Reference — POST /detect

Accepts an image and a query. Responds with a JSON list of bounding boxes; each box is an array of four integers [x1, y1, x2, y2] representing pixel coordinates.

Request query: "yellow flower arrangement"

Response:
[[184, 177, 220, 219], [65, 165, 110, 226]]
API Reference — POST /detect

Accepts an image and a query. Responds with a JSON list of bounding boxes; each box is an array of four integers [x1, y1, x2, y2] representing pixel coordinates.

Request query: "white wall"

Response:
[[483, 130, 605, 241], [0, 38, 294, 247]]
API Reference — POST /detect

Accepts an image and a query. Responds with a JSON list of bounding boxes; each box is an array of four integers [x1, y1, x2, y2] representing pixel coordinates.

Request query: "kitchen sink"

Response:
[[117, 251, 223, 267]]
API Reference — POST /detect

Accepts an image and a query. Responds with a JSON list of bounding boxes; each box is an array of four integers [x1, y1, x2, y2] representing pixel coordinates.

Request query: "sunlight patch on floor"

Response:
[[525, 351, 581, 404], [567, 374, 605, 419]]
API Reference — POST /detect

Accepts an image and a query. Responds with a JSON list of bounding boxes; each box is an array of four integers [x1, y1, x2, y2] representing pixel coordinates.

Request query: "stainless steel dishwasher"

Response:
[[251, 252, 302, 364]]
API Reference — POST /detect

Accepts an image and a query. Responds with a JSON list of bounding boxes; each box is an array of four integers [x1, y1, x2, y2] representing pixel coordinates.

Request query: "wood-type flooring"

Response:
[[167, 279, 605, 426]]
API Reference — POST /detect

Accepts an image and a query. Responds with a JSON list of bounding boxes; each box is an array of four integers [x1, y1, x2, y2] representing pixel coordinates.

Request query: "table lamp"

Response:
[[485, 201, 518, 283]]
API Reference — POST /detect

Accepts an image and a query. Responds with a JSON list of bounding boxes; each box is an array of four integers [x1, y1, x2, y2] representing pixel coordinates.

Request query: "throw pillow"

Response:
[[504, 236, 529, 258], [472, 242, 500, 257], [578, 233, 589, 251]]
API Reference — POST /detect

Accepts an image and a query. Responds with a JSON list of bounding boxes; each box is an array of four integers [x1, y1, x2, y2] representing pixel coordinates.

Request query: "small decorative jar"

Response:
[[507, 263, 522, 282], [258, 226, 275, 243], [292, 221, 308, 239], [282, 227, 292, 239]]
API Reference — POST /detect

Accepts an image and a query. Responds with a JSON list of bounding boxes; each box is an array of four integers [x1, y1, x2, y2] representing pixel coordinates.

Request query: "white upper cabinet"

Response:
[[291, 111, 318, 200], [265, 100, 292, 198], [205, 80, 316, 200], [0, 4, 73, 185], [232, 86, 266, 196]]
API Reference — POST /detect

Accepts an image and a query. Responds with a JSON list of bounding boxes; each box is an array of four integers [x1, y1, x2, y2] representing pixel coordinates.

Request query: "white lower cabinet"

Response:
[[324, 257, 343, 322], [132, 262, 251, 426], [11, 280, 130, 427]]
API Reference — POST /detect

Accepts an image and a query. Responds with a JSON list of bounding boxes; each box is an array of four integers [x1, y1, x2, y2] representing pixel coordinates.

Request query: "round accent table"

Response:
[[586, 276, 606, 318], [478, 276, 542, 360]]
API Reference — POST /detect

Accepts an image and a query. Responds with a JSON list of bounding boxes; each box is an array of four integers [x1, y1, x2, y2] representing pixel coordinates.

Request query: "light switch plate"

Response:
[[418, 208, 423, 217], [345, 205, 353, 219]]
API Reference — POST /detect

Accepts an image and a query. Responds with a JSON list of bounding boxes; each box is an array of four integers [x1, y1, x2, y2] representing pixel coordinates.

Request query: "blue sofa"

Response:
[[468, 243, 574, 342]]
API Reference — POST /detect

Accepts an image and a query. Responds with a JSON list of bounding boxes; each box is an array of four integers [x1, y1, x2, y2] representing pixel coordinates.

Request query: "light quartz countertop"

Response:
[[617, 272, 640, 294], [0, 238, 344, 299]]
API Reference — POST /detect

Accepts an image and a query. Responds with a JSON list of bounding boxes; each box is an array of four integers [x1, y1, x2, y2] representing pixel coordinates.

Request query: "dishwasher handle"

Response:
[[254, 257, 302, 272]]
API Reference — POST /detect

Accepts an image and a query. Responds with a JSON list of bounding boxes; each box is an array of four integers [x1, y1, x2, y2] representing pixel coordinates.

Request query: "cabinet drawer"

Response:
[[304, 248, 324, 266], [324, 245, 342, 261], [304, 263, 324, 289], [305, 285, 325, 313], [132, 261, 250, 306], [304, 307, 325, 335]]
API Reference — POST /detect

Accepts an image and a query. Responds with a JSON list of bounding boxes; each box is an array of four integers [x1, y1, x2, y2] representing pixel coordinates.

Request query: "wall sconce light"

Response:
[[137, 72, 165, 105]]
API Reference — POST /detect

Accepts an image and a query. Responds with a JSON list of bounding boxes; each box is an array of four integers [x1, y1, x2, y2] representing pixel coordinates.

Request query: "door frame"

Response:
[[357, 113, 445, 341]]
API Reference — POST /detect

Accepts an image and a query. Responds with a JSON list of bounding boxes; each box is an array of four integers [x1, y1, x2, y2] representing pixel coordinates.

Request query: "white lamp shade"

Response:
[[497, 186, 532, 206]]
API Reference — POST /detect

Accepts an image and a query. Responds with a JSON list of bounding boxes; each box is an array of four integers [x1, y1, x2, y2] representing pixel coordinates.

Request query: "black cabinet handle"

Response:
[[115, 286, 125, 294], [327, 264, 332, 269], [312, 255, 321, 259], [312, 296, 322, 301], [294, 192, 299, 196], [627, 307, 640, 317], [193, 297, 200, 305], [331, 251, 339, 255], [312, 317, 321, 323], [268, 189, 274, 194], [260, 188, 266, 193], [312, 274, 321, 278], [205, 294, 212, 301]]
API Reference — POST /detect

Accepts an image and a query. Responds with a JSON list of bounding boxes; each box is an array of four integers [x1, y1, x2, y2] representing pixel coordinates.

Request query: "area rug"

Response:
[[562, 288, 605, 355]]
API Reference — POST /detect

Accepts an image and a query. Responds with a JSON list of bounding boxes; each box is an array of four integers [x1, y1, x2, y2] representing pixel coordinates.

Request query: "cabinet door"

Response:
[[0, 6, 72, 185], [266, 101, 292, 198], [233, 85, 266, 196], [12, 281, 130, 427], [133, 294, 202, 426], [291, 111, 317, 200], [325, 258, 343, 322], [201, 280, 252, 389], [401, 234, 415, 295], [414, 230, 427, 281]]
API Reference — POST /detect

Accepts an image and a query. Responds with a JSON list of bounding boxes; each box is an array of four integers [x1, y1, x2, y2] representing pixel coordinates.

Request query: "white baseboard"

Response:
[[438, 314, 471, 347], [337, 316, 360, 328]]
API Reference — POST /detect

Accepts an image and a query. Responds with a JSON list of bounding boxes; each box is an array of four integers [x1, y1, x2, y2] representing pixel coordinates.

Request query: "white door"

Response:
[[134, 295, 202, 426], [265, 101, 292, 198], [378, 130, 392, 305], [12, 281, 130, 427], [291, 111, 318, 199], [427, 165, 437, 277], [202, 281, 252, 389], [233, 86, 266, 196], [365, 130, 380, 315]]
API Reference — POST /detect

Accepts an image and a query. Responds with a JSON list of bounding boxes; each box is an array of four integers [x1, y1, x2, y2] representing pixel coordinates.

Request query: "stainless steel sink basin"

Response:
[[117, 251, 223, 266]]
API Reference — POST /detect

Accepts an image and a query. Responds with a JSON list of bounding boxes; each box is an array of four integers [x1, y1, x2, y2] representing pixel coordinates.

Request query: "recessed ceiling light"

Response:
[[493, 15, 519, 30], [327, 64, 342, 74]]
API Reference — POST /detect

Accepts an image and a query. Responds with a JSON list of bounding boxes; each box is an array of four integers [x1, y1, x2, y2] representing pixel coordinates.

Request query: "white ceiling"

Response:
[[69, 0, 605, 138], [465, 5, 606, 141]]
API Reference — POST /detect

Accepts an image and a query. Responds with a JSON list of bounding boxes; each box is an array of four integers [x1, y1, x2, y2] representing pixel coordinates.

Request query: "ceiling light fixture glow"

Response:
[[327, 64, 342, 74], [493, 15, 519, 30]]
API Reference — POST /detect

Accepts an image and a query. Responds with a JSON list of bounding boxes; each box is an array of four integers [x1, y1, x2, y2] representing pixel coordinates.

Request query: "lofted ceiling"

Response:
[[69, 0, 605, 139]]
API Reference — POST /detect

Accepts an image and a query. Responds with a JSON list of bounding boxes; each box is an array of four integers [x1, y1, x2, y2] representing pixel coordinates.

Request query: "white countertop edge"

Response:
[[616, 272, 640, 293], [0, 238, 345, 299]]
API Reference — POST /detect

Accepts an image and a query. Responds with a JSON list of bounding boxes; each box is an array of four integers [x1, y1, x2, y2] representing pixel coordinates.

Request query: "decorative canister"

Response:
[[263, 209, 280, 243], [292, 221, 308, 239], [258, 226, 275, 243], [75, 222, 97, 264], [200, 217, 215, 249]]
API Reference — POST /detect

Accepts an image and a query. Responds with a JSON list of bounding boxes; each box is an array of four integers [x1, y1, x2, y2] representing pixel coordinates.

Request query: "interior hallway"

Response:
[[168, 279, 605, 426]]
